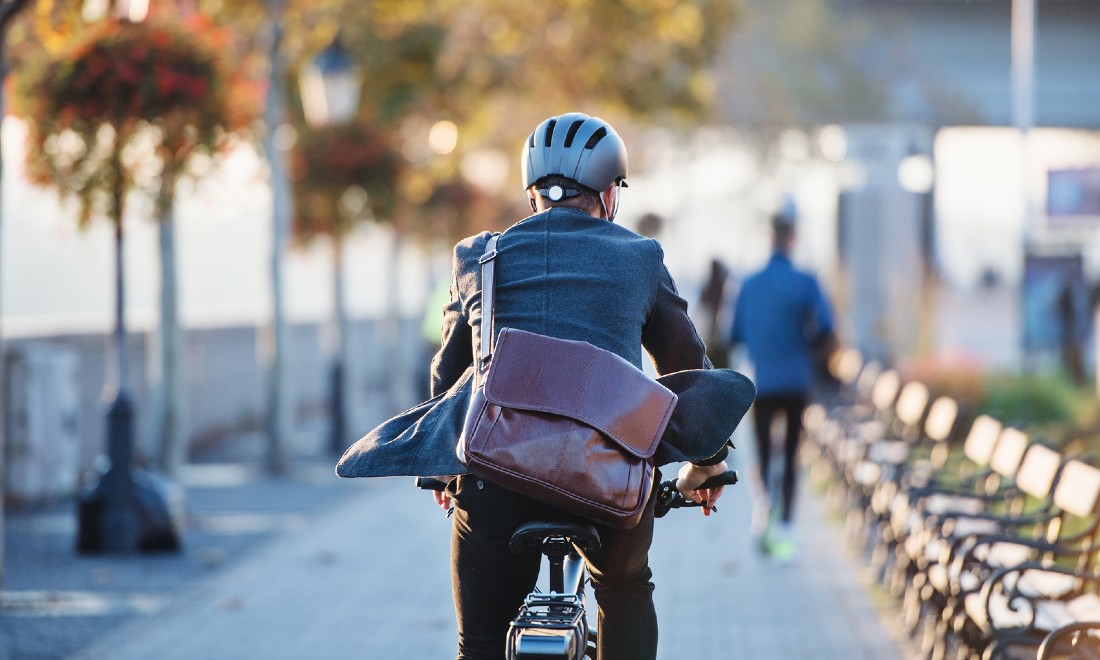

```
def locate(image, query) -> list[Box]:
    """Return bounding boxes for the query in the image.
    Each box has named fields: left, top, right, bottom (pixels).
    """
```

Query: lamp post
left=299, top=36, right=362, bottom=455
left=897, top=146, right=937, bottom=362
left=72, top=4, right=181, bottom=555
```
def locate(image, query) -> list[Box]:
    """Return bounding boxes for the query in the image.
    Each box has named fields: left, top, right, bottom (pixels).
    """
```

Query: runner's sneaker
left=757, top=527, right=773, bottom=556
left=752, top=495, right=773, bottom=556
left=769, top=523, right=798, bottom=563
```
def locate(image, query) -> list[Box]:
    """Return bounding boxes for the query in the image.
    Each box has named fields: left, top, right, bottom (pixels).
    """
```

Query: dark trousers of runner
left=448, top=474, right=658, bottom=660
left=751, top=392, right=808, bottom=523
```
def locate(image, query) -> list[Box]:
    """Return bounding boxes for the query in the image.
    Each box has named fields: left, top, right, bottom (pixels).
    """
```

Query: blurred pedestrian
left=697, top=258, right=734, bottom=369
left=730, top=207, right=835, bottom=561
left=1057, top=275, right=1087, bottom=386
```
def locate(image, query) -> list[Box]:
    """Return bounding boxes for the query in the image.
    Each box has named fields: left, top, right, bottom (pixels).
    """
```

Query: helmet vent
left=584, top=127, right=607, bottom=149
left=544, top=119, right=557, bottom=147
left=563, top=119, right=585, bottom=148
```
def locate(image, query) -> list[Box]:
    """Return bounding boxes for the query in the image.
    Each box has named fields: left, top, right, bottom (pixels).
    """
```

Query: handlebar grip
left=415, top=477, right=449, bottom=491
left=654, top=469, right=739, bottom=518
left=696, top=470, right=739, bottom=490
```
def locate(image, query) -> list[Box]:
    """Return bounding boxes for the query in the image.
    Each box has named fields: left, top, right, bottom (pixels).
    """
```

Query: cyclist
left=425, top=113, right=751, bottom=660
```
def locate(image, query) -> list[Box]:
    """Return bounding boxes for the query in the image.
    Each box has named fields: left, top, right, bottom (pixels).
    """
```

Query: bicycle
left=417, top=468, right=739, bottom=659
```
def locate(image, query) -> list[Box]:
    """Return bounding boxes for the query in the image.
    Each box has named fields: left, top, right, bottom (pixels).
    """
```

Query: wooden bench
left=884, top=415, right=1006, bottom=597
left=862, top=392, right=962, bottom=575
left=906, top=434, right=1063, bottom=657
left=844, top=379, right=935, bottom=539
left=947, top=458, right=1100, bottom=658
left=817, top=369, right=904, bottom=509
left=801, top=350, right=868, bottom=477
left=820, top=346, right=866, bottom=409
left=903, top=425, right=1035, bottom=592
left=805, top=365, right=900, bottom=516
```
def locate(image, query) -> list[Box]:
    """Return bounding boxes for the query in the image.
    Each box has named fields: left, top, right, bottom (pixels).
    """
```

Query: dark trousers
left=448, top=475, right=658, bottom=660
left=751, top=392, right=808, bottom=523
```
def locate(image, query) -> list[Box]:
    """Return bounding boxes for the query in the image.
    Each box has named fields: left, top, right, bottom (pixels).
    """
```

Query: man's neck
left=539, top=204, right=603, bottom=220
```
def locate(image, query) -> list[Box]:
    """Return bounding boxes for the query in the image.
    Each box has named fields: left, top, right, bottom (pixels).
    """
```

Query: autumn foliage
left=15, top=15, right=257, bottom=225
left=291, top=122, right=403, bottom=242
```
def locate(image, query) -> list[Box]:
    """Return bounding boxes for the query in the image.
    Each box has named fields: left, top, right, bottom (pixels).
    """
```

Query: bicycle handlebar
left=654, top=469, right=739, bottom=518
left=416, top=469, right=740, bottom=519
left=415, top=477, right=449, bottom=491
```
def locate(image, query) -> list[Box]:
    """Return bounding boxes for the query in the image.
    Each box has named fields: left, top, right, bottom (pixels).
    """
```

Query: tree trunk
left=113, top=180, right=128, bottom=396
left=154, top=171, right=186, bottom=477
left=261, top=0, right=291, bottom=474
left=0, top=0, right=34, bottom=589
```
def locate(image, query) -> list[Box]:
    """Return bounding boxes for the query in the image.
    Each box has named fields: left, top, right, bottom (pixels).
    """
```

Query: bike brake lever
left=654, top=490, right=718, bottom=518
left=678, top=498, right=718, bottom=513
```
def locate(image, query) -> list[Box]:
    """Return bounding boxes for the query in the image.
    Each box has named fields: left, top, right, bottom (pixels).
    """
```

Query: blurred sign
left=1047, top=167, right=1100, bottom=229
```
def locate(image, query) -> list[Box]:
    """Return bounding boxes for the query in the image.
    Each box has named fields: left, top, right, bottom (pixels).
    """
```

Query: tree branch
left=0, top=0, right=31, bottom=32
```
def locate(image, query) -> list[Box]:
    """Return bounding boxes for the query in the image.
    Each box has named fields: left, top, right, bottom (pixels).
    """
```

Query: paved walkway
left=70, top=453, right=910, bottom=660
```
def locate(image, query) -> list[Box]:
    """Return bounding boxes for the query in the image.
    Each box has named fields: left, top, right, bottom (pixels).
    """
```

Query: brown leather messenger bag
left=456, top=234, right=678, bottom=529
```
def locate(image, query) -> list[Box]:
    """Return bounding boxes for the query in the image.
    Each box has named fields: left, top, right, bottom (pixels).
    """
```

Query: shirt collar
left=769, top=251, right=792, bottom=266
left=518, top=206, right=602, bottom=226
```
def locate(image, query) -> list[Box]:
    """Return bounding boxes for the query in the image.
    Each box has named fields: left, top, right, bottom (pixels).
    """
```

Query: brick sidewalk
left=71, top=465, right=909, bottom=660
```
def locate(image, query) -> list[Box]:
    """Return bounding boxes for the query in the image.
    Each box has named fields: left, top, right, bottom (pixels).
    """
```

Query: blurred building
left=713, top=0, right=1100, bottom=367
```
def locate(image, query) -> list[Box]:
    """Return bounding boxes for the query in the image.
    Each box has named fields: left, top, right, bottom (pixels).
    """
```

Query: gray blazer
left=337, top=207, right=755, bottom=478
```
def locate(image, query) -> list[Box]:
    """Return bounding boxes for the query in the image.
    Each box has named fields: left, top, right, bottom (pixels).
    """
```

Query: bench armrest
left=1038, top=621, right=1100, bottom=660
left=974, top=562, right=1100, bottom=635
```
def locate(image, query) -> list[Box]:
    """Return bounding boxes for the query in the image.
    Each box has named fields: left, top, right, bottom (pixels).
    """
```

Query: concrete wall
left=2, top=317, right=426, bottom=503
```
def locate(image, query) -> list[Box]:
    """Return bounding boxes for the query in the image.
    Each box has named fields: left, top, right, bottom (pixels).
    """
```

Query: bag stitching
left=572, top=352, right=597, bottom=418
left=548, top=425, right=572, bottom=486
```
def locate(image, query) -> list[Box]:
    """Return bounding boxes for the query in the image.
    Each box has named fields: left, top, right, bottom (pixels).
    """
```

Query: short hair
left=531, top=174, right=601, bottom=214
left=772, top=213, right=796, bottom=242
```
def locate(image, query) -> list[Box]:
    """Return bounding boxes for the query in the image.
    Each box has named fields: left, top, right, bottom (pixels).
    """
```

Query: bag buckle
left=478, top=249, right=498, bottom=264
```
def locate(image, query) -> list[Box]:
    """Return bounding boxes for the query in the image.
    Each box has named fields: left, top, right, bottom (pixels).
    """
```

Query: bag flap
left=482, top=328, right=677, bottom=459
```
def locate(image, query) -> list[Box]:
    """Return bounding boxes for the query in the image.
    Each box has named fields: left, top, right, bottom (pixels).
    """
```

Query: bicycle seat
left=509, top=519, right=602, bottom=553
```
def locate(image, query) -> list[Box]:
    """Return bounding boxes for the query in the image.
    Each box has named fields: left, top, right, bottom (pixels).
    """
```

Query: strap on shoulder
left=478, top=234, right=500, bottom=374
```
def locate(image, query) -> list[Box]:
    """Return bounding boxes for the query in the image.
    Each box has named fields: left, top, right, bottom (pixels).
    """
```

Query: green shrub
left=975, top=373, right=1097, bottom=435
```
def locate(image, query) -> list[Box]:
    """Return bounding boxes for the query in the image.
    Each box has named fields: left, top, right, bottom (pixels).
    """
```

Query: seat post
left=542, top=538, right=571, bottom=593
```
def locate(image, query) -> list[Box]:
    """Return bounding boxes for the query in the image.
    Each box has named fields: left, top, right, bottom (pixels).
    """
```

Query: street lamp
left=299, top=36, right=362, bottom=455
left=897, top=152, right=935, bottom=195
left=300, top=36, right=362, bottom=129
left=75, top=2, right=179, bottom=555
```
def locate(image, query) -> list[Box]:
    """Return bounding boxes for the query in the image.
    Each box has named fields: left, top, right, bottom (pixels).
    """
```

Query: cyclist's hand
left=432, top=489, right=452, bottom=511
left=676, top=461, right=728, bottom=517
